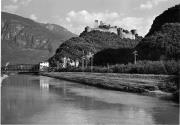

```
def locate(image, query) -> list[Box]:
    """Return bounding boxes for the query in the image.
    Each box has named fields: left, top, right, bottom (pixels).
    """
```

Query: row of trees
left=55, top=60, right=179, bottom=75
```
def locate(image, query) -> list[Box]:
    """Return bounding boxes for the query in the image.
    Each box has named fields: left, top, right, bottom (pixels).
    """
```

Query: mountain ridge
left=1, top=12, right=77, bottom=65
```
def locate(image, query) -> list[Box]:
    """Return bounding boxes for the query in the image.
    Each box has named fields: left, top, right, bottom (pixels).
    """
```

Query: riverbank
left=41, top=72, right=178, bottom=101
left=2, top=74, right=179, bottom=124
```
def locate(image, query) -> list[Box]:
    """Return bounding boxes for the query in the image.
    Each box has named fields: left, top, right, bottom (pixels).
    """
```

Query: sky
left=1, top=0, right=180, bottom=36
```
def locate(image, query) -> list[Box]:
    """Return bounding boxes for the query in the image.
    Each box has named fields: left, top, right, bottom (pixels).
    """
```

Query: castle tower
left=131, top=29, right=137, bottom=35
left=117, top=28, right=123, bottom=38
left=85, top=26, right=91, bottom=32
left=94, top=20, right=99, bottom=28
left=100, top=21, right=103, bottom=26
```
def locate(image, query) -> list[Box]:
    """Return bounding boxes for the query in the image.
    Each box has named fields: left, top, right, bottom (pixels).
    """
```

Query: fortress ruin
left=84, top=20, right=137, bottom=40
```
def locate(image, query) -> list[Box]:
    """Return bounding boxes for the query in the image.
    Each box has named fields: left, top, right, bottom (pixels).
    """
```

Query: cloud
left=3, top=5, right=19, bottom=13
left=54, top=10, right=154, bottom=36
left=56, top=10, right=121, bottom=35
left=66, top=10, right=119, bottom=26
left=2, top=0, right=32, bottom=13
left=10, top=0, right=18, bottom=3
left=140, top=0, right=168, bottom=9
left=10, top=0, right=32, bottom=5
left=30, top=14, right=38, bottom=21
left=112, top=17, right=154, bottom=36
left=19, top=0, right=32, bottom=6
left=140, top=1, right=153, bottom=9
left=153, top=0, right=168, bottom=5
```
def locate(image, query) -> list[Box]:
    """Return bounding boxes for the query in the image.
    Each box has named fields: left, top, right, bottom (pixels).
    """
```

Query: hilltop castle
left=84, top=20, right=137, bottom=40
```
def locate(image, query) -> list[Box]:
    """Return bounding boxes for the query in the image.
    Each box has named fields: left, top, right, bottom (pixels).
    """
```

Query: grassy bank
left=41, top=72, right=179, bottom=102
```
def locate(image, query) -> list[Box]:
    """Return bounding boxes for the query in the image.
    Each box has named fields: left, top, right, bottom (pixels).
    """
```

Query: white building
left=39, top=61, right=49, bottom=71
left=61, top=57, right=79, bottom=68
left=86, top=52, right=94, bottom=59
left=62, top=57, right=68, bottom=68
left=75, top=60, right=79, bottom=67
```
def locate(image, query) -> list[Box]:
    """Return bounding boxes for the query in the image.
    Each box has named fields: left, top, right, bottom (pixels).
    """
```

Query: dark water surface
left=1, top=74, right=179, bottom=124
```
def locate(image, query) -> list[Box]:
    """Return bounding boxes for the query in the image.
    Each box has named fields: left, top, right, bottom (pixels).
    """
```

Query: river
left=1, top=74, right=179, bottom=124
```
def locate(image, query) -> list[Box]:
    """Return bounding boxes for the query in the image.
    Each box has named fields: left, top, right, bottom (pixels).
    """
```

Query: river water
left=1, top=74, right=179, bottom=124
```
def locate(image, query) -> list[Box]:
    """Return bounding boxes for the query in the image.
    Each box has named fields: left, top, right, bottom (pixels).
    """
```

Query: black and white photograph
left=1, top=0, right=180, bottom=124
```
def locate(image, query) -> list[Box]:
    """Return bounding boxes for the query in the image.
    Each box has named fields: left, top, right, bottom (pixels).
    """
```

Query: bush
left=53, top=60, right=178, bottom=75
left=108, top=60, right=178, bottom=74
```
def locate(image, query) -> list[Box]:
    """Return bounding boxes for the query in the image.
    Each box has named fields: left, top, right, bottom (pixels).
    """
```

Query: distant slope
left=146, top=4, right=180, bottom=36
left=42, top=23, right=76, bottom=40
left=1, top=12, right=76, bottom=65
left=136, top=4, right=180, bottom=60
left=49, top=30, right=142, bottom=66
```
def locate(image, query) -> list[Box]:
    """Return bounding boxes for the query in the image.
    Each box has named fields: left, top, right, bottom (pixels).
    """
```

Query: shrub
left=54, top=60, right=178, bottom=75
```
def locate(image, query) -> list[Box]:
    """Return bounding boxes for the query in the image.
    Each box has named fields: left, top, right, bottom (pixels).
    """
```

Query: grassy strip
left=41, top=72, right=179, bottom=102
left=55, top=60, right=179, bottom=75
left=41, top=72, right=176, bottom=94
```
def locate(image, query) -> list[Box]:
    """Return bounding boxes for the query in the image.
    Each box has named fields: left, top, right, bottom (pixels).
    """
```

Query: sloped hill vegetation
left=49, top=30, right=142, bottom=66
left=80, top=30, right=141, bottom=50
left=136, top=4, right=180, bottom=61
left=146, top=4, right=180, bottom=36
left=93, top=48, right=134, bottom=66
left=136, top=23, right=180, bottom=60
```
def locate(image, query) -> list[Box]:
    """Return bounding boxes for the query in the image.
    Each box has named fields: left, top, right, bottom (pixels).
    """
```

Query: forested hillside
left=146, top=4, right=180, bottom=36
left=49, top=30, right=142, bottom=66
left=136, top=4, right=180, bottom=61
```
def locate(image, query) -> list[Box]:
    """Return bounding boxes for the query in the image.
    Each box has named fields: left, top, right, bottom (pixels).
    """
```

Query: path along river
left=1, top=74, right=179, bottom=124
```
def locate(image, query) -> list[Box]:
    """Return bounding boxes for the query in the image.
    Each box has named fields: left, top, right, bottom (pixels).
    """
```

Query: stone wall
left=85, top=26, right=136, bottom=40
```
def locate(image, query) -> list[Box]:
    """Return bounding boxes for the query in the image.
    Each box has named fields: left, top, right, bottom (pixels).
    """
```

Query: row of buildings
left=39, top=52, right=94, bottom=71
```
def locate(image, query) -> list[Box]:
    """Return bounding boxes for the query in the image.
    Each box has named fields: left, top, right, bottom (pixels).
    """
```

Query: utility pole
left=91, top=47, right=95, bottom=72
left=107, top=63, right=109, bottom=72
left=91, top=56, right=93, bottom=72
left=85, top=57, right=88, bottom=69
left=87, top=51, right=94, bottom=72
left=82, top=50, right=84, bottom=72
left=133, top=50, right=138, bottom=64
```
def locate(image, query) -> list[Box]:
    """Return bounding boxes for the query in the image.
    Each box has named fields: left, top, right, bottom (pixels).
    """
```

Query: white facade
left=62, top=57, right=68, bottom=68
left=39, top=62, right=49, bottom=71
left=86, top=52, right=94, bottom=59
left=69, top=61, right=75, bottom=67
left=61, top=57, right=79, bottom=68
left=75, top=60, right=79, bottom=67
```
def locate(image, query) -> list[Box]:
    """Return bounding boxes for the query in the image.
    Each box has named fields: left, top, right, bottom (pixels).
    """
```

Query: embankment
left=41, top=72, right=178, bottom=102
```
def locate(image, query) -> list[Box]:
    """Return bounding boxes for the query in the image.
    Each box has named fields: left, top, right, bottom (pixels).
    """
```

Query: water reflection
left=40, top=76, right=49, bottom=89
left=1, top=74, right=179, bottom=125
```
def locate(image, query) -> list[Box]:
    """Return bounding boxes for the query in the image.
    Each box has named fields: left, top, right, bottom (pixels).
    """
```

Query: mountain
left=41, top=23, right=76, bottom=41
left=1, top=12, right=76, bottom=65
left=146, top=4, right=180, bottom=37
left=49, top=30, right=142, bottom=66
left=136, top=4, right=180, bottom=61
